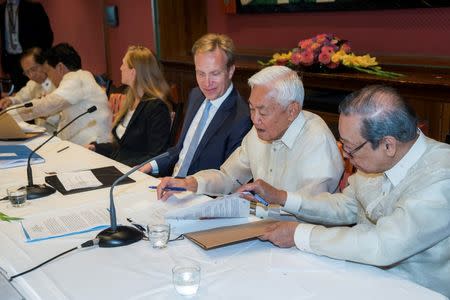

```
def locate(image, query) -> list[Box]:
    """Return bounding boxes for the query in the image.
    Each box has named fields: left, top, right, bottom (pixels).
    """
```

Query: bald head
left=339, top=85, right=418, bottom=148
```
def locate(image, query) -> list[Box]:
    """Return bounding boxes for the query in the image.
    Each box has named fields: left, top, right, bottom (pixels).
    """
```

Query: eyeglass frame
left=340, top=139, right=368, bottom=158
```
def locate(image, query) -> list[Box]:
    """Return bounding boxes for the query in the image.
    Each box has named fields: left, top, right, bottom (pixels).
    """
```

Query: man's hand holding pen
left=236, top=179, right=287, bottom=206
left=155, top=176, right=198, bottom=201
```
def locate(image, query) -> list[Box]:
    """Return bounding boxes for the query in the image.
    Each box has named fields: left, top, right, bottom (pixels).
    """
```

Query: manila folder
left=184, top=219, right=278, bottom=250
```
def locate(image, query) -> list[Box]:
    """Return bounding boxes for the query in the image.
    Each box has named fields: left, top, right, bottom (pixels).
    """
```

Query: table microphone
left=97, top=151, right=169, bottom=247
left=24, top=106, right=97, bottom=200
left=0, top=102, right=33, bottom=117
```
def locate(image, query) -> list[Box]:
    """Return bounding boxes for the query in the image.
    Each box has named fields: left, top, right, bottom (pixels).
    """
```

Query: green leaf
left=0, top=212, right=23, bottom=222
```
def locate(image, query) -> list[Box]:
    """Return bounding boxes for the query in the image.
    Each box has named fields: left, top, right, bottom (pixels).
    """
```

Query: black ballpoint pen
left=126, top=218, right=146, bottom=232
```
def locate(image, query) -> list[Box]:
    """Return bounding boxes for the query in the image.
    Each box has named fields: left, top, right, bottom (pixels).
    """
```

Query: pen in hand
left=236, top=179, right=269, bottom=206
left=148, top=185, right=187, bottom=192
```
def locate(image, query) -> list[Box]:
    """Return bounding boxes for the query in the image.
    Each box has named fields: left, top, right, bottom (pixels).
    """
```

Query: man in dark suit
left=140, top=33, right=252, bottom=177
left=0, top=0, right=53, bottom=91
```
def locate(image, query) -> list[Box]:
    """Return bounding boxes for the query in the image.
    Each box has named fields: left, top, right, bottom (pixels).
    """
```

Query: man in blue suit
left=140, top=33, right=252, bottom=177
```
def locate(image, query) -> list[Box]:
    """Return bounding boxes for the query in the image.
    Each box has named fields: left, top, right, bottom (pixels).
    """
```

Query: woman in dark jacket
left=87, top=46, right=172, bottom=166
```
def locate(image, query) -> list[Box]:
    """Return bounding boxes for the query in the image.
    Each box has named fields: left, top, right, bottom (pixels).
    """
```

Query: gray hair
left=248, top=65, right=304, bottom=108
left=339, top=85, right=418, bottom=149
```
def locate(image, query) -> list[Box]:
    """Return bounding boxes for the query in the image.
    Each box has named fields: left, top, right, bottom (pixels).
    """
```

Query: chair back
left=108, top=93, right=126, bottom=121
left=337, top=141, right=356, bottom=191
left=168, top=84, right=184, bottom=146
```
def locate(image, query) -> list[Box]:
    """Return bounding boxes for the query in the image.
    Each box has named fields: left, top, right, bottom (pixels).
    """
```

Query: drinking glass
left=172, top=262, right=201, bottom=296
left=7, top=186, right=27, bottom=207
left=147, top=224, right=170, bottom=248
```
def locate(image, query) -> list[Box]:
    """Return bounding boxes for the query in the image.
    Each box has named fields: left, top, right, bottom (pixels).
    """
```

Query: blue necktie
left=176, top=100, right=212, bottom=177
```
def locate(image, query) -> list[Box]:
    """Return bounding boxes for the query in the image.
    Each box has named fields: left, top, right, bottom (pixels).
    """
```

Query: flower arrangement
left=259, top=33, right=402, bottom=78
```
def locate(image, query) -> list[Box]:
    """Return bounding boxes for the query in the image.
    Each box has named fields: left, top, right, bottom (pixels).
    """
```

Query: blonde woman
left=87, top=46, right=172, bottom=166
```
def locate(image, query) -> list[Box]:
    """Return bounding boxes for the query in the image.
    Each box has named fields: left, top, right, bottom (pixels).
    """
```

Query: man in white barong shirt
left=245, top=85, right=449, bottom=297
left=156, top=66, right=344, bottom=215
left=16, top=43, right=111, bottom=145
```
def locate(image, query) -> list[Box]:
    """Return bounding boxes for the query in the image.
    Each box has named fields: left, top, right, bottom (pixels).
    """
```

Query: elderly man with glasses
left=250, top=85, right=450, bottom=298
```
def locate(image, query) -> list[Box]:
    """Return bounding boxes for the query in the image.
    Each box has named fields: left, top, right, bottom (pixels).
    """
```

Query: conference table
left=0, top=136, right=446, bottom=300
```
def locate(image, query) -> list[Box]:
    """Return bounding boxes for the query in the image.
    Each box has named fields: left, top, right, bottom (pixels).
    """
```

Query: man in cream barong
left=247, top=85, right=450, bottom=297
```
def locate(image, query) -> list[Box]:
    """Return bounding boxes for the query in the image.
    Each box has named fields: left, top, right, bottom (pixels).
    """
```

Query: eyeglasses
left=340, top=139, right=368, bottom=158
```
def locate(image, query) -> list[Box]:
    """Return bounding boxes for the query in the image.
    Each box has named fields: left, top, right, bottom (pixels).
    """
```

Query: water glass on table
left=7, top=186, right=27, bottom=207
left=147, top=224, right=170, bottom=248
left=172, top=262, right=201, bottom=296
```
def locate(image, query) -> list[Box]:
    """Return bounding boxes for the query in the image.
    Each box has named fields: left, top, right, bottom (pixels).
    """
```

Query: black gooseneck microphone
left=0, top=102, right=33, bottom=117
left=96, top=151, right=169, bottom=247
left=24, top=106, right=97, bottom=200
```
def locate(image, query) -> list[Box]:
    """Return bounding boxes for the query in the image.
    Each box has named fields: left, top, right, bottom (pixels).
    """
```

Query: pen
left=57, top=146, right=69, bottom=153
left=148, top=185, right=187, bottom=192
left=126, top=218, right=146, bottom=232
left=236, top=179, right=269, bottom=206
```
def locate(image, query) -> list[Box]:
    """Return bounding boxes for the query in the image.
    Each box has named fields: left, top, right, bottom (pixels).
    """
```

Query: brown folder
left=0, top=113, right=43, bottom=140
left=184, top=219, right=278, bottom=250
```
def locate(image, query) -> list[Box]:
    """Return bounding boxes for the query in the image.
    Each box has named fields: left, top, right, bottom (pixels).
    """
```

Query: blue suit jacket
left=155, top=86, right=252, bottom=177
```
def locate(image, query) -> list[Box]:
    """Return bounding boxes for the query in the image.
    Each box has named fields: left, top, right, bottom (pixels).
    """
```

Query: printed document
left=165, top=193, right=250, bottom=220
left=21, top=206, right=109, bottom=242
left=57, top=170, right=103, bottom=191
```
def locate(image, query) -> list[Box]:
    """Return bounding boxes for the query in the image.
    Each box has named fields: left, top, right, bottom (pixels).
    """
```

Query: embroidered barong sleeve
left=295, top=178, right=450, bottom=267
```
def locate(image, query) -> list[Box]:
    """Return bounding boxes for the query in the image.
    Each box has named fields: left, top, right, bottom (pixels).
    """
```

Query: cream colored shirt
left=19, top=70, right=112, bottom=145
left=293, top=132, right=450, bottom=297
left=193, top=110, right=344, bottom=199
left=10, top=78, right=59, bottom=132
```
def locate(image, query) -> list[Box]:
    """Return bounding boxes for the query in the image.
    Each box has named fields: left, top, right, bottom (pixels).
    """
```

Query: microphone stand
left=25, top=106, right=97, bottom=200
left=97, top=152, right=169, bottom=247
left=0, top=102, right=33, bottom=117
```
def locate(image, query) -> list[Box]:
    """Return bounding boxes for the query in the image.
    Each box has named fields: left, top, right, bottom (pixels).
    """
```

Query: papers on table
left=165, top=193, right=250, bottom=220
left=0, top=145, right=45, bottom=169
left=21, top=206, right=109, bottom=242
left=57, top=170, right=103, bottom=191
left=16, top=121, right=46, bottom=133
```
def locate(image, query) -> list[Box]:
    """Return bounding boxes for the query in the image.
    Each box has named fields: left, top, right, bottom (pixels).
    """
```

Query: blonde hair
left=192, top=33, right=235, bottom=68
left=114, top=46, right=171, bottom=126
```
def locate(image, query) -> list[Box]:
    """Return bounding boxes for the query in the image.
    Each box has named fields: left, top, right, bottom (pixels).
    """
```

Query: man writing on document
left=157, top=66, right=344, bottom=211
left=139, top=33, right=251, bottom=177
left=248, top=85, right=450, bottom=297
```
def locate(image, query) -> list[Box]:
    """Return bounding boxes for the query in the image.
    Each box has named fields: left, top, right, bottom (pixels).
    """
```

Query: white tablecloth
left=0, top=137, right=446, bottom=300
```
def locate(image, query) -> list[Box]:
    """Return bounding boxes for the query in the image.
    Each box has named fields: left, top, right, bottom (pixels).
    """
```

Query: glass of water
left=172, top=262, right=201, bottom=296
left=7, top=186, right=27, bottom=207
left=147, top=224, right=170, bottom=248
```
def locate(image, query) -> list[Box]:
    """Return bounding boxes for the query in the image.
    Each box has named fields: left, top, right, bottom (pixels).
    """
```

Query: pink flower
left=290, top=51, right=302, bottom=65
left=318, top=52, right=331, bottom=65
left=298, top=38, right=313, bottom=49
left=316, top=33, right=328, bottom=43
left=301, top=49, right=314, bottom=66
left=321, top=46, right=335, bottom=55
left=340, top=43, right=351, bottom=53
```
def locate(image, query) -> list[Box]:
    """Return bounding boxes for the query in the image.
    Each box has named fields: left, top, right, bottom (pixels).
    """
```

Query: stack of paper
left=0, top=145, right=45, bottom=169
left=165, top=193, right=250, bottom=220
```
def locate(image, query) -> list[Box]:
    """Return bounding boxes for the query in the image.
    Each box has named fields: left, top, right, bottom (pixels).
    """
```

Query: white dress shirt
left=19, top=70, right=112, bottom=145
left=192, top=110, right=344, bottom=199
left=293, top=132, right=450, bottom=297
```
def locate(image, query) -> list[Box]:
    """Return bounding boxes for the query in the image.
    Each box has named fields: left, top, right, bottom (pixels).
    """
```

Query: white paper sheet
left=165, top=193, right=250, bottom=220
left=21, top=206, right=109, bottom=242
left=57, top=170, right=102, bottom=191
